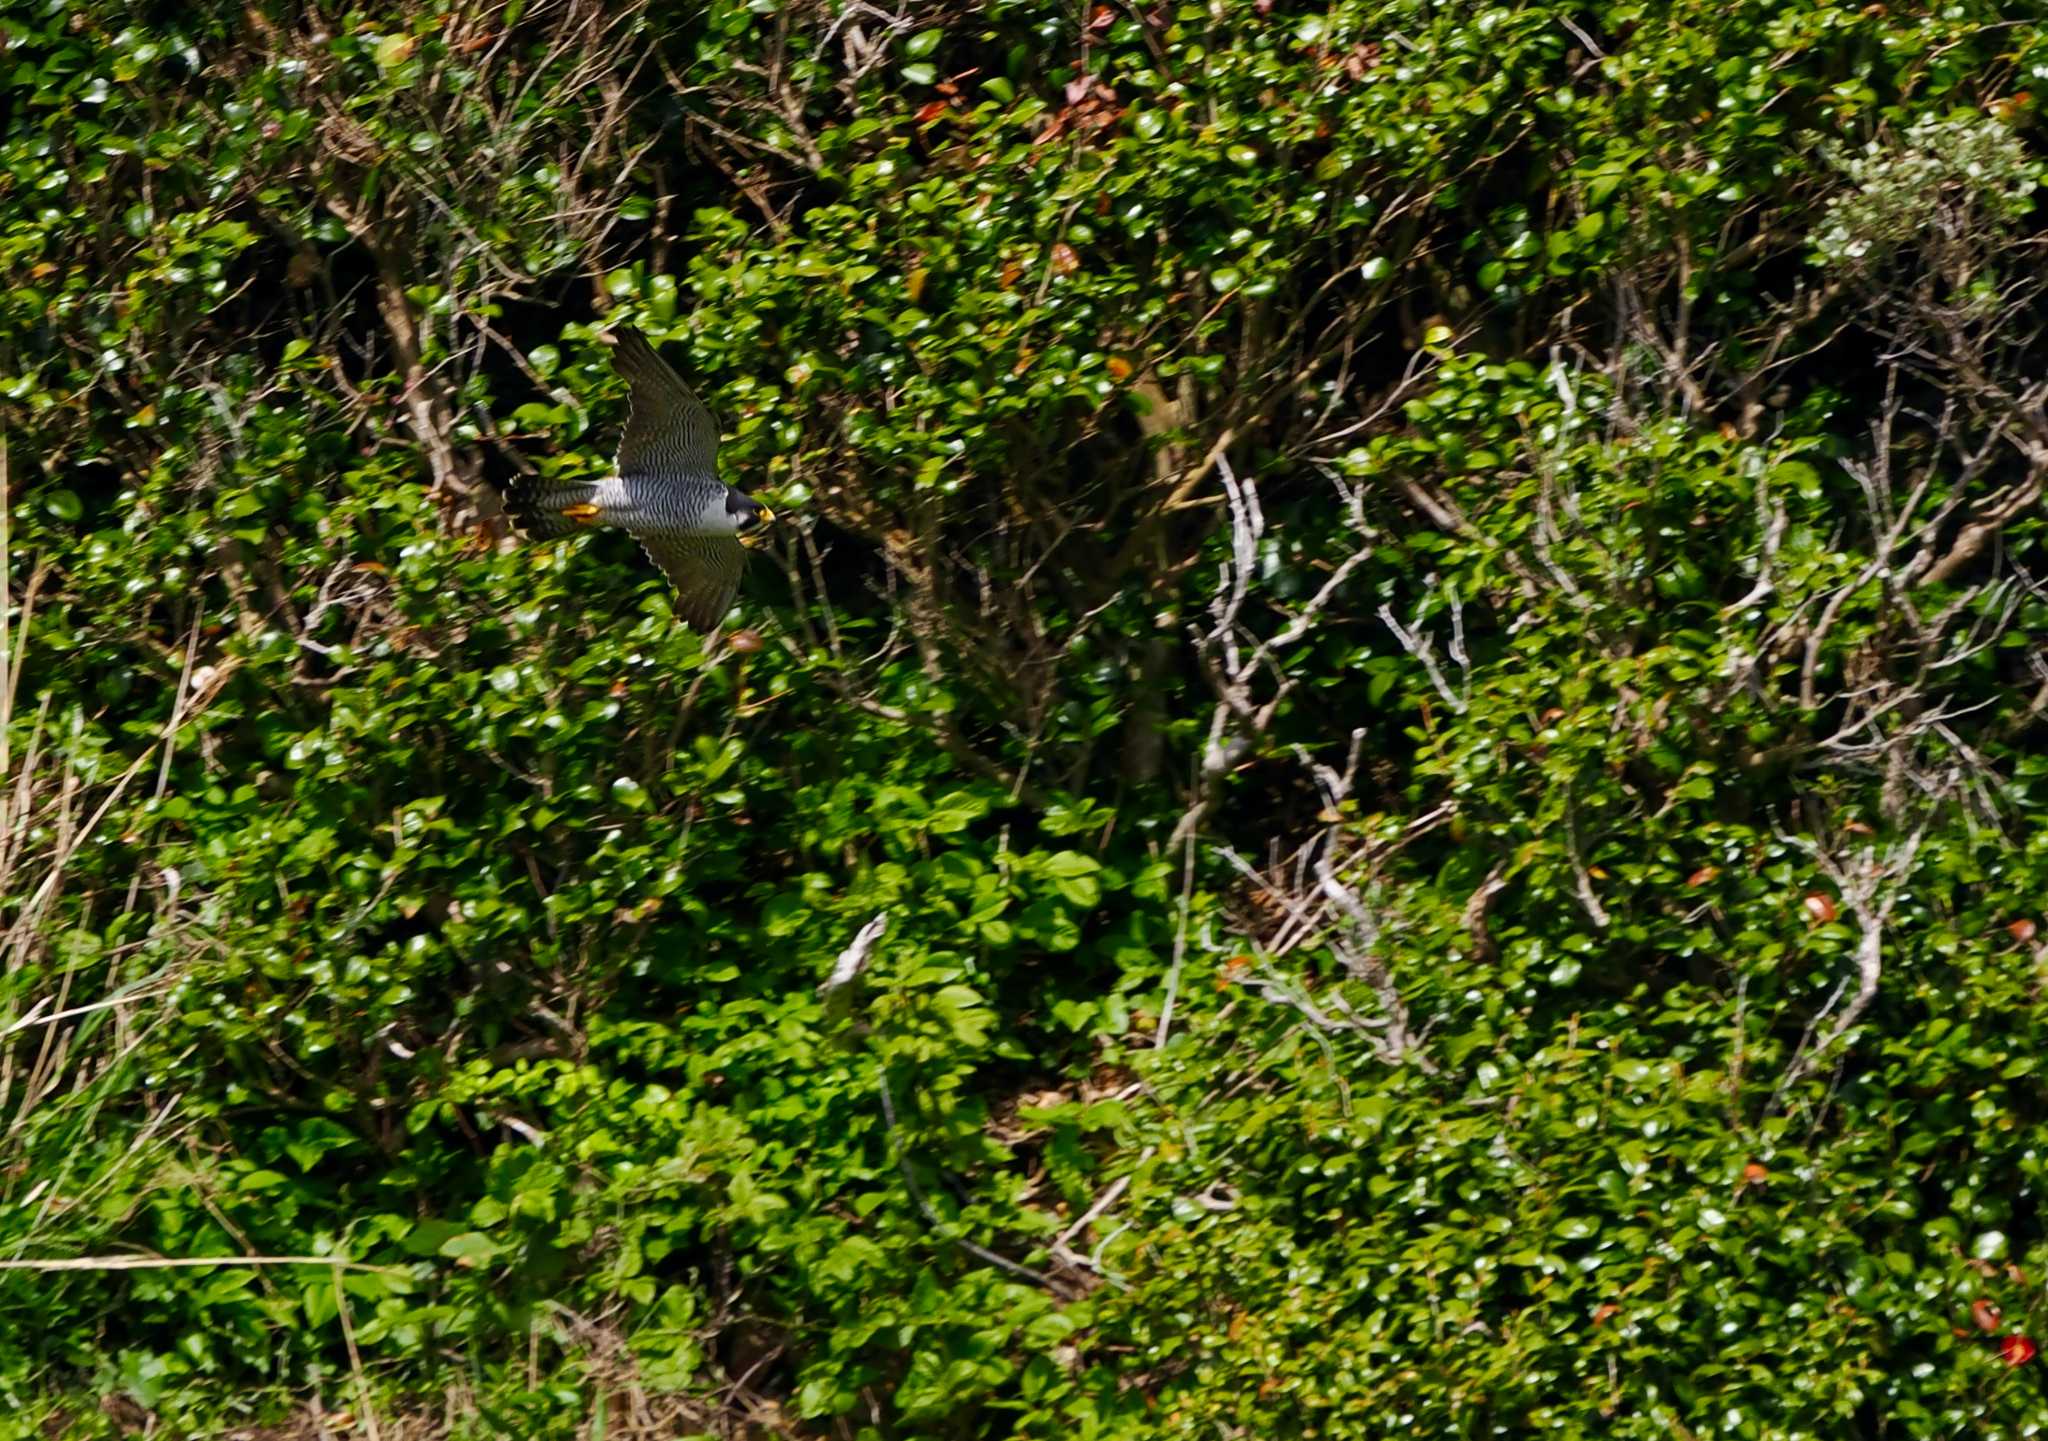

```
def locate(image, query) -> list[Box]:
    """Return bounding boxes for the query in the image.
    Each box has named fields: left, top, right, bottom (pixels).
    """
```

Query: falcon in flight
left=504, top=327, right=773, bottom=630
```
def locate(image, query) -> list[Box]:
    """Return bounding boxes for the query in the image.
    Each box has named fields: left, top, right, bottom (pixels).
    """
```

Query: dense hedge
left=6, top=0, right=2048, bottom=1435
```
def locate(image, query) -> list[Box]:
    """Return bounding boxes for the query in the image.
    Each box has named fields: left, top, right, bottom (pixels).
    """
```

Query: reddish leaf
left=1343, top=43, right=1381, bottom=80
left=1106, top=355, right=1134, bottom=381
left=1051, top=242, right=1081, bottom=275
left=2009, top=918, right=2038, bottom=943
left=915, top=100, right=951, bottom=124
left=1743, top=1162, right=1768, bottom=1185
left=1802, top=892, right=1837, bottom=925
left=2004, top=1335, right=2037, bottom=1366
left=1974, top=1299, right=2003, bottom=1333
left=1686, top=866, right=1720, bottom=887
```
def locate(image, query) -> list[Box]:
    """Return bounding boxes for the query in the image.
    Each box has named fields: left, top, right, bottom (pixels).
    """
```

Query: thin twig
left=0, top=1254, right=401, bottom=1272
left=876, top=1065, right=1062, bottom=1294
left=334, top=1264, right=386, bottom=1441
left=1154, top=834, right=1197, bottom=1049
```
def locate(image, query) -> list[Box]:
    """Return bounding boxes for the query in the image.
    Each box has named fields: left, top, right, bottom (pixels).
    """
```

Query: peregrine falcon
left=504, top=327, right=773, bottom=631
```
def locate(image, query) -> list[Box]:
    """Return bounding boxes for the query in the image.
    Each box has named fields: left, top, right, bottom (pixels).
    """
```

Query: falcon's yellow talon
left=559, top=502, right=602, bottom=525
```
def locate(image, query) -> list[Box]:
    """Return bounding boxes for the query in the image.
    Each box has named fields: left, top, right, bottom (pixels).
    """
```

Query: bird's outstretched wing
left=639, top=534, right=746, bottom=632
left=609, top=327, right=719, bottom=479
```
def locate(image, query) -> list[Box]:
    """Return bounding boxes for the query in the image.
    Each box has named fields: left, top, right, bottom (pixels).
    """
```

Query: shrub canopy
left=6, top=0, right=2048, bottom=1435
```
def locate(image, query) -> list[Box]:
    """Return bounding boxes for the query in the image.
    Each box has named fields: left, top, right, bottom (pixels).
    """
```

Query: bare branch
left=1771, top=824, right=1930, bottom=1110
left=819, top=911, right=890, bottom=1025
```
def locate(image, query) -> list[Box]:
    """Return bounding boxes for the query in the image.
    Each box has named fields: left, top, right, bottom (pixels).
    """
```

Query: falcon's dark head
left=726, top=490, right=775, bottom=535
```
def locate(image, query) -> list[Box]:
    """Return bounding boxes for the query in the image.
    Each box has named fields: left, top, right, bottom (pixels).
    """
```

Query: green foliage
left=1813, top=113, right=2042, bottom=269
left=6, top=0, right=2048, bottom=1436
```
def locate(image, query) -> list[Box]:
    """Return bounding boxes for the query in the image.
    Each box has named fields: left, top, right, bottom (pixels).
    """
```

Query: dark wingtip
left=663, top=571, right=735, bottom=632
left=607, top=326, right=674, bottom=388
left=608, top=325, right=653, bottom=356
left=672, top=595, right=722, bottom=632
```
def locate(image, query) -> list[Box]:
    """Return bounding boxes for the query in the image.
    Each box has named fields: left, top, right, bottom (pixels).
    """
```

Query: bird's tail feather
left=501, top=477, right=599, bottom=539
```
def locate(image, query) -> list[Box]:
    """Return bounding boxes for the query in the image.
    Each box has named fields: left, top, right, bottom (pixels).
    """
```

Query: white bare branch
left=819, top=911, right=890, bottom=1024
